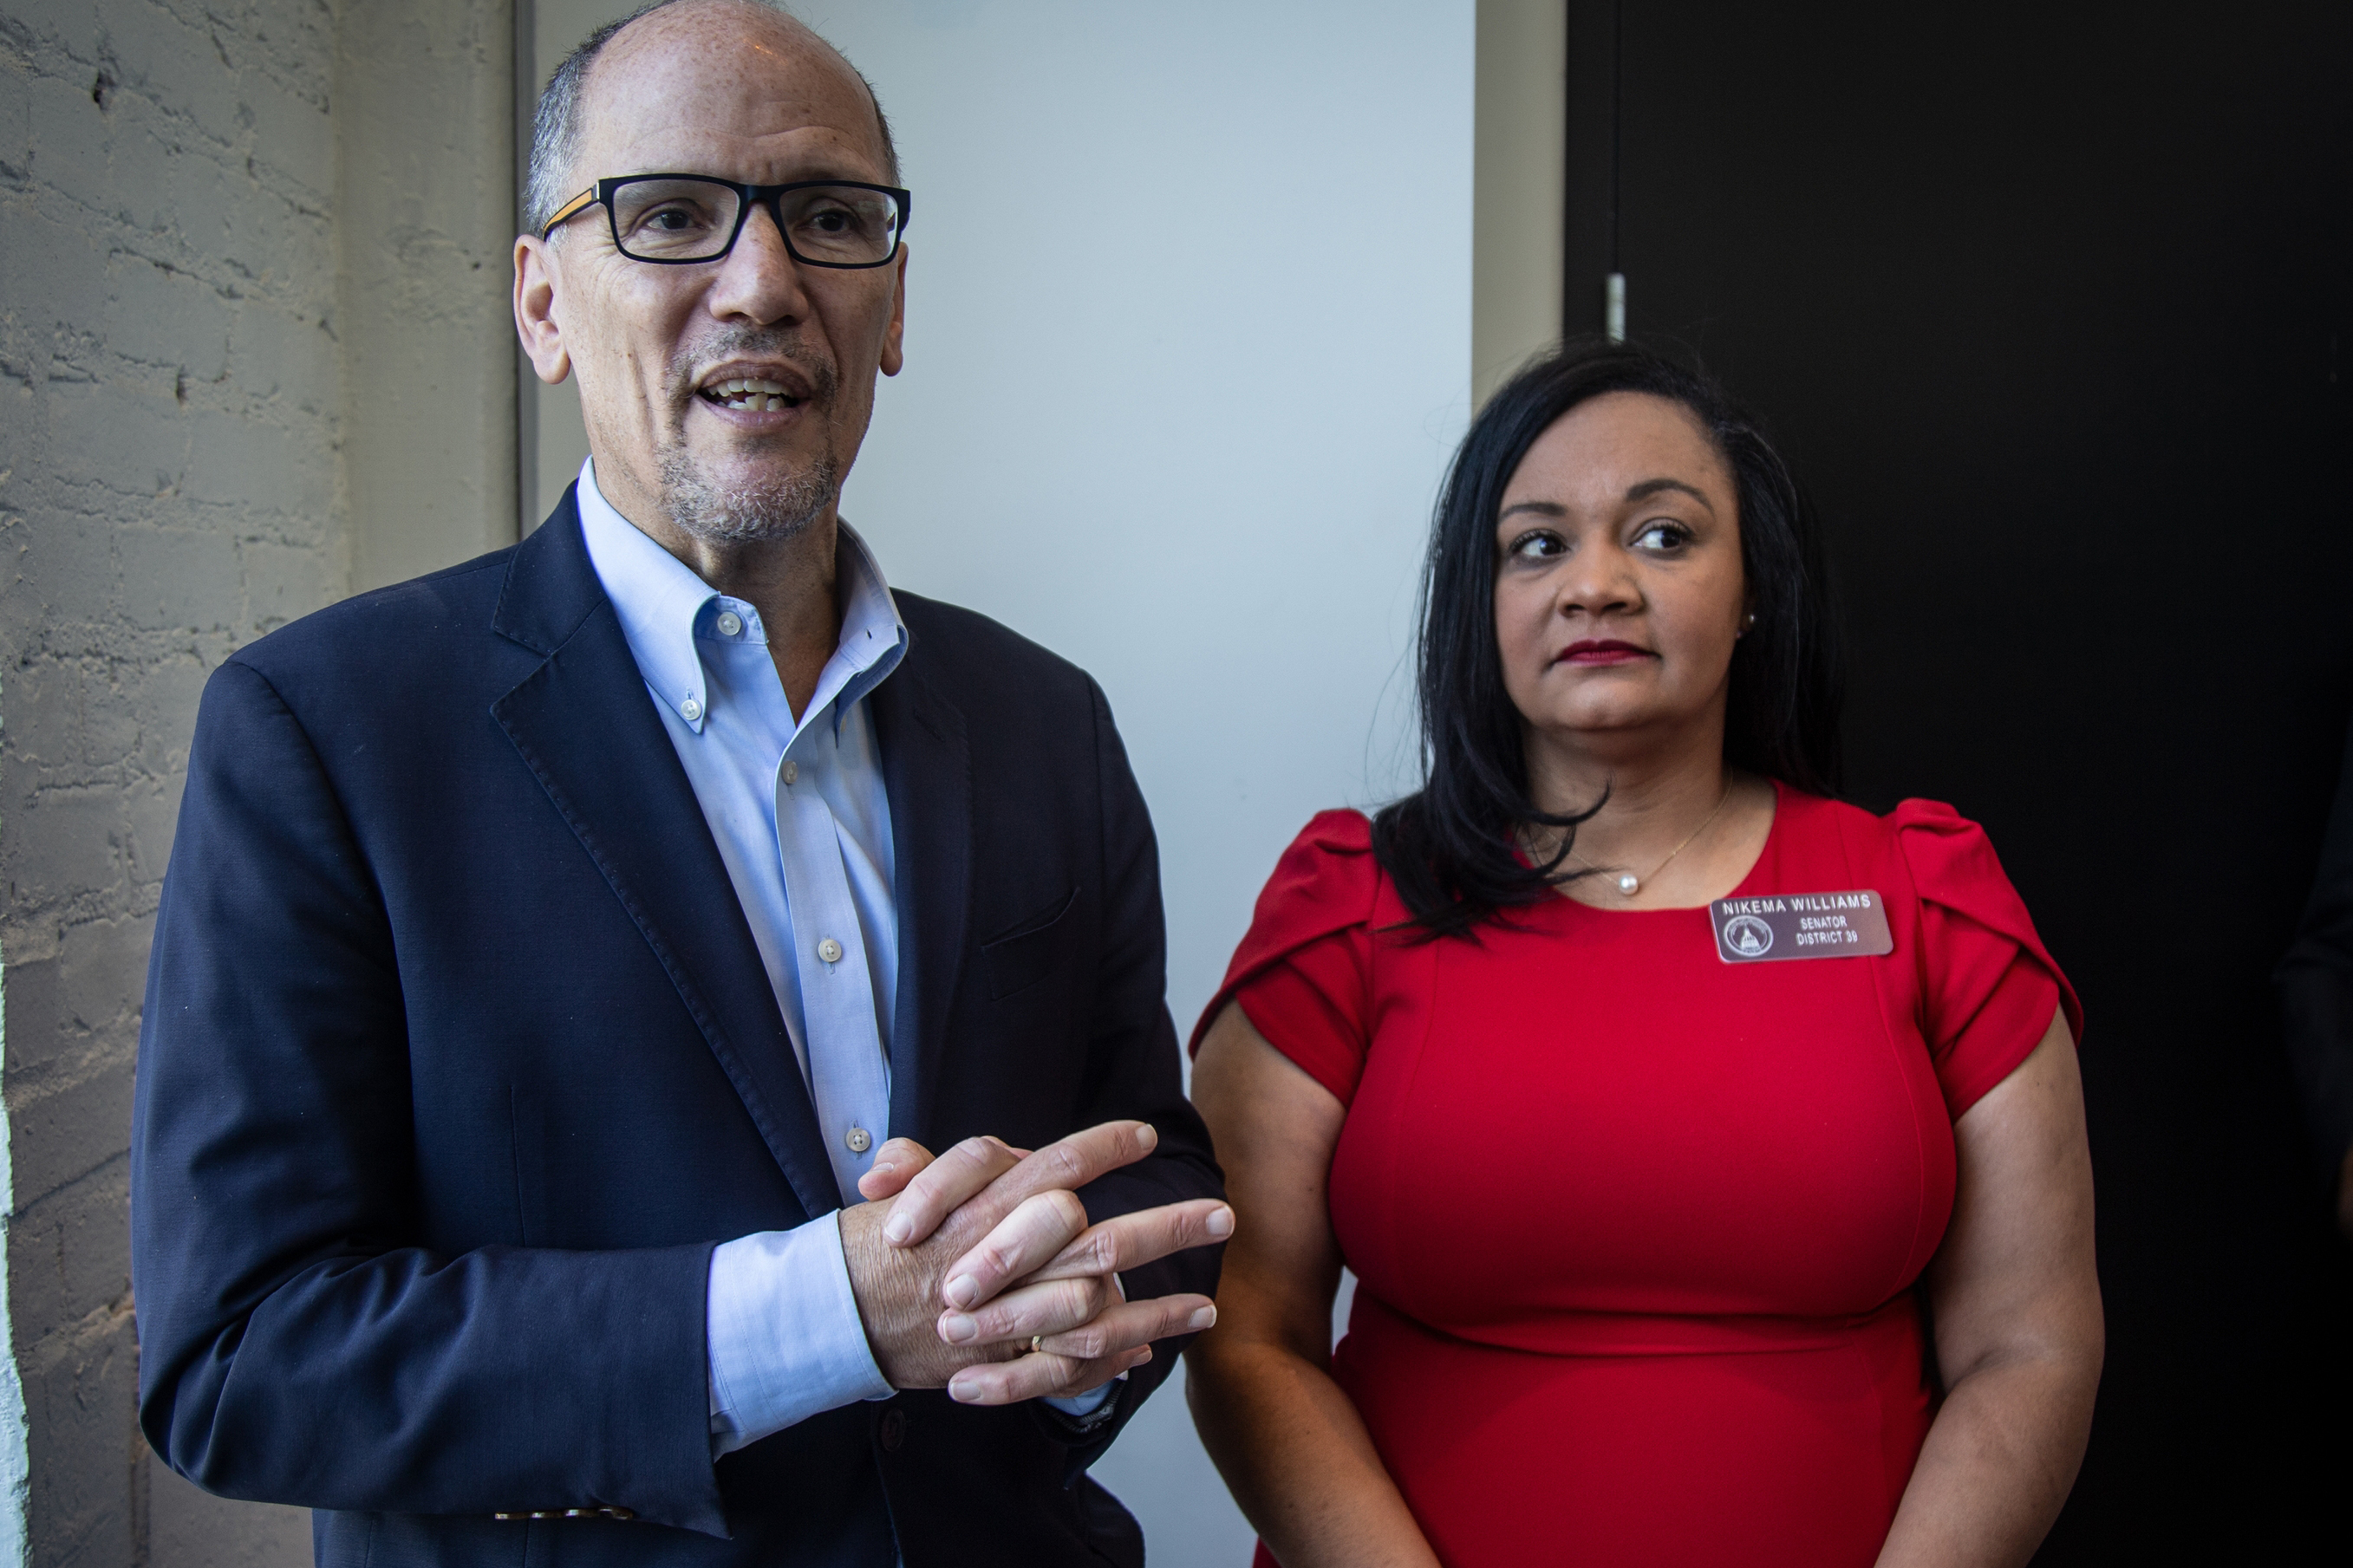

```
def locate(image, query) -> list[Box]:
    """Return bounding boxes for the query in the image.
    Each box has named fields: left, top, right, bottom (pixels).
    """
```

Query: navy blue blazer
left=130, top=493, right=1222, bottom=1566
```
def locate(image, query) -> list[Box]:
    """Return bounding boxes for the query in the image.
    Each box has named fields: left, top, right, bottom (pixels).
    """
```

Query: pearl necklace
left=1566, top=779, right=1735, bottom=898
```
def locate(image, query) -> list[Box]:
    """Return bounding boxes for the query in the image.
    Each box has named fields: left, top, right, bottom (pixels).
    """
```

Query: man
left=129, top=3, right=1228, bottom=1562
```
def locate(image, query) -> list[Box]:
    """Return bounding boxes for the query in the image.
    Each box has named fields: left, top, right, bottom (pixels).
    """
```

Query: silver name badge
left=1710, top=890, right=1893, bottom=963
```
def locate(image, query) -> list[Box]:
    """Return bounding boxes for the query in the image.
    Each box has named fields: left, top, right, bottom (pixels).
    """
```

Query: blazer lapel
left=487, top=495, right=841, bottom=1220
left=870, top=646, right=972, bottom=1149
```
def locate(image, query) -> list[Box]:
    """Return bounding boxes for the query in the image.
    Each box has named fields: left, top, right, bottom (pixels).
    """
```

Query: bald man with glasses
left=130, top=3, right=1227, bottom=1564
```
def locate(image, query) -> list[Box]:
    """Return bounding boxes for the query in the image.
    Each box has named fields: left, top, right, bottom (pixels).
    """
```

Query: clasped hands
left=838, top=1121, right=1231, bottom=1405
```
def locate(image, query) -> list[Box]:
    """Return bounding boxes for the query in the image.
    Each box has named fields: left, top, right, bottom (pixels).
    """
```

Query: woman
left=1184, top=342, right=2102, bottom=1568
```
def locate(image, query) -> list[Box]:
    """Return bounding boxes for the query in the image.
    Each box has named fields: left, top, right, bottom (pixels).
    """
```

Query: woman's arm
left=1877, top=1009, right=2104, bottom=1567
left=1186, top=1004, right=1444, bottom=1568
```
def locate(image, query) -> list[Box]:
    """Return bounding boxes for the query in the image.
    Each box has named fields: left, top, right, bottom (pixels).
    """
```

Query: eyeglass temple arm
left=539, top=186, right=600, bottom=241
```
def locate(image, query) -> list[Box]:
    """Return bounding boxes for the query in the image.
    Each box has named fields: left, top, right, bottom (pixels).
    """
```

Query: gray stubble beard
left=658, top=442, right=841, bottom=547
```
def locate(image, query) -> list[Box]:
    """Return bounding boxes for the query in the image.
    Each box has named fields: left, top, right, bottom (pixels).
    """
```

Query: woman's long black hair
left=1371, top=339, right=1844, bottom=939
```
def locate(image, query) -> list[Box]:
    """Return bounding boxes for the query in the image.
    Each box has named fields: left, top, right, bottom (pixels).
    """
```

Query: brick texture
left=1, top=0, right=359, bottom=1561
left=1, top=0, right=516, bottom=1548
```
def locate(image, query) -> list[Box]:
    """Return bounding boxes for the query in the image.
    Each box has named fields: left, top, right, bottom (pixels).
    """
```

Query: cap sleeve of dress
left=1891, top=799, right=2085, bottom=1119
left=1188, top=810, right=1381, bottom=1107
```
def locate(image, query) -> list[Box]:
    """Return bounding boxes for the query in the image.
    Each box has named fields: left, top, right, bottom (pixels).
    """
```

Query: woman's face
left=1492, top=391, right=1747, bottom=757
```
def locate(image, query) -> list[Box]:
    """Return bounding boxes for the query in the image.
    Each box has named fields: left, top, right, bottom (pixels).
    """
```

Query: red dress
left=1194, top=784, right=2080, bottom=1568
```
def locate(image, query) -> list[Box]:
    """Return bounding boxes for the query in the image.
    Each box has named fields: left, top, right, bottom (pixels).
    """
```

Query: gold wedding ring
left=1030, top=1335, right=1045, bottom=1355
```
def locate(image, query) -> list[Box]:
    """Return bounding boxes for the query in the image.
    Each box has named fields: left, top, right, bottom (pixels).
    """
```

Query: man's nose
left=707, top=200, right=810, bottom=326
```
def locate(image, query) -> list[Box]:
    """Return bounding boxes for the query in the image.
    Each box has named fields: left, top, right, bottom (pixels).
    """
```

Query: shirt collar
left=574, top=459, right=908, bottom=736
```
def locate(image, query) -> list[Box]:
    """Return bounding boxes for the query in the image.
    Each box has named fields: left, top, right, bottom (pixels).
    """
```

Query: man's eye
left=637, top=205, right=712, bottom=233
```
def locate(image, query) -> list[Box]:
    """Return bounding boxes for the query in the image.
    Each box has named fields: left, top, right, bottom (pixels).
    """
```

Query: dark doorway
left=1561, top=0, right=2353, bottom=1556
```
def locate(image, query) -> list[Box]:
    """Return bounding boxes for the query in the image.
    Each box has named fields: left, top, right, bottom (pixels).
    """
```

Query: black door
left=1561, top=1, right=2353, bottom=1556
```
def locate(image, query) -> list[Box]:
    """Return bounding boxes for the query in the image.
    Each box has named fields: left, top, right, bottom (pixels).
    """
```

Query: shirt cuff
left=707, top=1211, right=894, bottom=1456
left=1042, top=1379, right=1118, bottom=1418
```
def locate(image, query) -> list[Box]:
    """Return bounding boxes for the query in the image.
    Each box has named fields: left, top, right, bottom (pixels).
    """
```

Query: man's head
left=512, top=0, right=907, bottom=550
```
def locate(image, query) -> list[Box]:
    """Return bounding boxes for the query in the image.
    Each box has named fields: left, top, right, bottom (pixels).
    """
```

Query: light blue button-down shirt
left=577, top=463, right=1106, bottom=1459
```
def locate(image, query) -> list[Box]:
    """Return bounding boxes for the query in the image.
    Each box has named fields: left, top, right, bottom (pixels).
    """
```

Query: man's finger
left=946, top=1344, right=1155, bottom=1407
left=962, top=1121, right=1161, bottom=1231
left=879, top=1135, right=1022, bottom=1247
left=856, top=1137, right=935, bottom=1202
left=935, top=1274, right=1107, bottom=1346
left=1035, top=1294, right=1216, bottom=1362
left=938, top=1189, right=1091, bottom=1309
left=1024, top=1200, right=1235, bottom=1283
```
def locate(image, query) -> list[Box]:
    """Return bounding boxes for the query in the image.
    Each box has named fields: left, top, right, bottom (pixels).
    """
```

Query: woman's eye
left=1633, top=522, right=1690, bottom=552
left=1508, top=530, right=1566, bottom=560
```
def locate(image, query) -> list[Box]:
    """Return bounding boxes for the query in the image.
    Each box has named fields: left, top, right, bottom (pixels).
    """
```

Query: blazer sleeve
left=2277, top=709, right=2353, bottom=1174
left=1035, top=677, right=1227, bottom=1465
left=131, top=660, right=728, bottom=1535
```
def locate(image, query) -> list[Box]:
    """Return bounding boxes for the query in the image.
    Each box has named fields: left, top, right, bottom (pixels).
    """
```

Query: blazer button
left=879, top=1408, right=907, bottom=1453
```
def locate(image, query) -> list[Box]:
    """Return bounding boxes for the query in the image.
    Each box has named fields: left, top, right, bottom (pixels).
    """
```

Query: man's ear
left=512, top=236, right=572, bottom=386
left=878, top=244, right=908, bottom=377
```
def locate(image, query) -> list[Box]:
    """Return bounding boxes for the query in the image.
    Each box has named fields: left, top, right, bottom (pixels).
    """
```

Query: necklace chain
left=1566, top=778, right=1736, bottom=898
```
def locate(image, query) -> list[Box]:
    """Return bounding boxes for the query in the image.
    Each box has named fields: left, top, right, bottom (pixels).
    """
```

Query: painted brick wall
left=1, top=0, right=515, bottom=1550
left=1, top=1, right=347, bottom=1560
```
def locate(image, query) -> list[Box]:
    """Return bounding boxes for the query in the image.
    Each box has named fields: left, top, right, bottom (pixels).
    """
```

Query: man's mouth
left=697, top=376, right=804, bottom=413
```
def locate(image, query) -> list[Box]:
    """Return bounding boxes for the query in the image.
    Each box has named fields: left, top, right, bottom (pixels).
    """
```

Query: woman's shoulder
left=1189, top=810, right=1386, bottom=1057
left=1880, top=797, right=2012, bottom=900
left=1771, top=786, right=2008, bottom=892
left=1286, top=805, right=1376, bottom=856
left=1239, top=808, right=1389, bottom=961
left=1801, top=785, right=2067, bottom=958
left=1783, top=784, right=2080, bottom=1042
left=1773, top=787, right=2051, bottom=938
left=1253, top=808, right=1383, bottom=929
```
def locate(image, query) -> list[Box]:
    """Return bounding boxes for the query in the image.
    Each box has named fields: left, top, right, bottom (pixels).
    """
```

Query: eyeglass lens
left=609, top=179, right=902, bottom=265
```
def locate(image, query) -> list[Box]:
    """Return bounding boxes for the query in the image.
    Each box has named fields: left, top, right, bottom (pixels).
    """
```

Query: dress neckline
left=1540, top=777, right=1788, bottom=917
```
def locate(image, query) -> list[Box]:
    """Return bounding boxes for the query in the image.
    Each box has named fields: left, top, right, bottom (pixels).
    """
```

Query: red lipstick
left=1557, top=639, right=1655, bottom=667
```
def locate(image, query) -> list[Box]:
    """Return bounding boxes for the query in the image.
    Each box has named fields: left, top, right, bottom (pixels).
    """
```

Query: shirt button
left=845, top=1126, right=872, bottom=1155
left=681, top=696, right=702, bottom=722
left=781, top=760, right=798, bottom=785
left=818, top=937, right=844, bottom=964
left=716, top=610, right=743, bottom=637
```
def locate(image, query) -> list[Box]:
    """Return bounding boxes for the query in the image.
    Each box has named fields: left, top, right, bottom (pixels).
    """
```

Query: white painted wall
left=796, top=4, right=1474, bottom=1563
left=799, top=0, right=1474, bottom=1055
left=525, top=2, right=1477, bottom=1562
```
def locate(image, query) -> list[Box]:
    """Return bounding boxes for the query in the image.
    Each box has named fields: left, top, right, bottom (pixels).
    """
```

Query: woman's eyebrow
left=1496, top=499, right=1568, bottom=523
left=1625, top=477, right=1715, bottom=510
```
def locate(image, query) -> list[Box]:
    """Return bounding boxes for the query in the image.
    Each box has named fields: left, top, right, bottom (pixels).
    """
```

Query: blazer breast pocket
left=981, top=887, right=1079, bottom=1001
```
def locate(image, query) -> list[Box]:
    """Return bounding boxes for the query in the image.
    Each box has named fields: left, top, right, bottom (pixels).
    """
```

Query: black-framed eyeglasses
left=540, top=175, right=911, bottom=268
